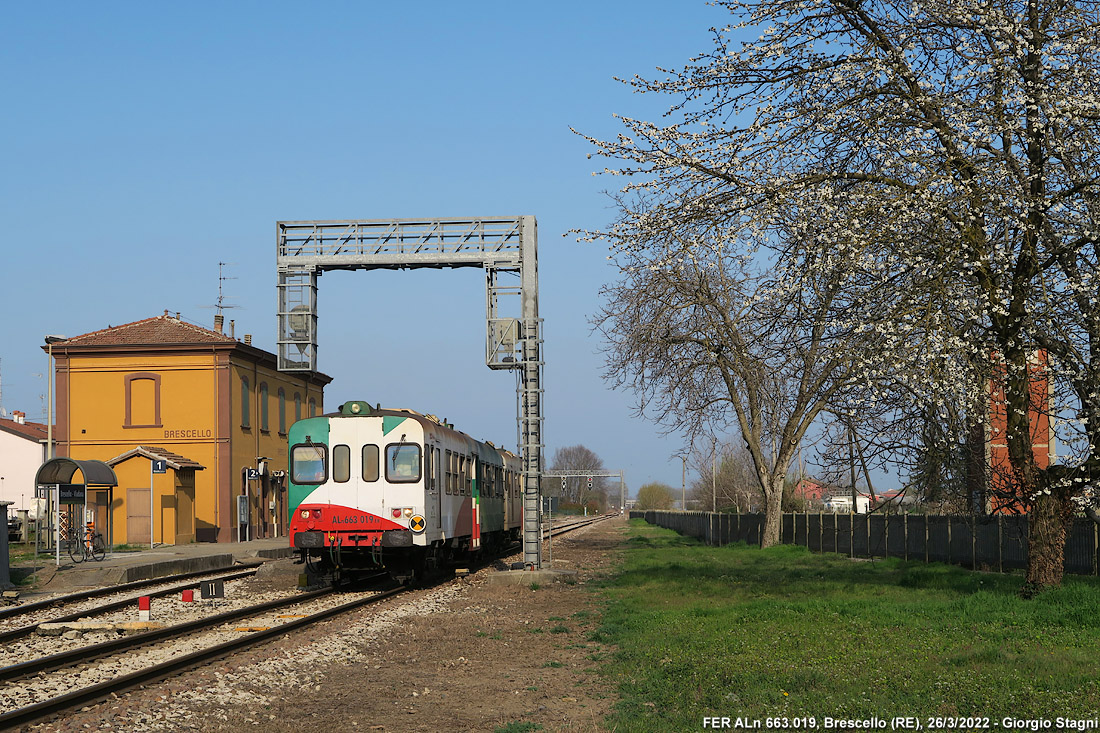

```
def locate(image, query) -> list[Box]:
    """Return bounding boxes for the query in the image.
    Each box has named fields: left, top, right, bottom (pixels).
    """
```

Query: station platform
left=9, top=537, right=295, bottom=593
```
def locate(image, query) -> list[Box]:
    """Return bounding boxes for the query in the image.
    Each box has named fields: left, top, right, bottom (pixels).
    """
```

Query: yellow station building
left=46, top=312, right=330, bottom=544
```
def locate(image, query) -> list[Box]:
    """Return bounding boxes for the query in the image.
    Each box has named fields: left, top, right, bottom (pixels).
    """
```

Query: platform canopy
left=34, top=458, right=118, bottom=487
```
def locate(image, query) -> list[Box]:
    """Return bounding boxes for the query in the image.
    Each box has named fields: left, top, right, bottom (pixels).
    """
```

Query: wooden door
left=127, top=488, right=150, bottom=544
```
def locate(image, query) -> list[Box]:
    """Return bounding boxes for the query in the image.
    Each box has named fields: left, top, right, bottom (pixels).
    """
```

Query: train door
left=426, top=444, right=442, bottom=531
left=356, top=419, right=382, bottom=519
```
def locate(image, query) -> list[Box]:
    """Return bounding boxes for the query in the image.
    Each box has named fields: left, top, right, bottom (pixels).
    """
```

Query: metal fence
left=630, top=510, right=1100, bottom=576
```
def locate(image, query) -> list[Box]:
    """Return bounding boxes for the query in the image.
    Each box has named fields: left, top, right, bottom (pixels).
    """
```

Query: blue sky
left=0, top=2, right=790, bottom=498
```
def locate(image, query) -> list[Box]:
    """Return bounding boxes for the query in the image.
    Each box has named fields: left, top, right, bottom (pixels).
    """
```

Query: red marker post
left=138, top=595, right=151, bottom=622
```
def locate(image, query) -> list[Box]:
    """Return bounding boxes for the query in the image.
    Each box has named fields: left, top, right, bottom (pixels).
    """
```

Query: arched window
left=260, top=383, right=269, bottom=431
left=241, top=376, right=251, bottom=428
left=294, top=393, right=302, bottom=422
left=308, top=397, right=317, bottom=417
left=123, top=373, right=162, bottom=428
left=278, top=388, right=286, bottom=434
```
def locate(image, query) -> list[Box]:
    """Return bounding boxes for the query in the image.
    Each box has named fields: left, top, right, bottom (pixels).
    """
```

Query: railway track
left=0, top=565, right=262, bottom=644
left=0, top=579, right=398, bottom=729
left=0, top=514, right=612, bottom=729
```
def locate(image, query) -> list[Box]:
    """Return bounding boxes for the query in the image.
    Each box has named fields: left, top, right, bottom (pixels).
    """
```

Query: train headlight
left=300, top=510, right=310, bottom=520
left=391, top=508, right=402, bottom=519
left=403, top=507, right=413, bottom=517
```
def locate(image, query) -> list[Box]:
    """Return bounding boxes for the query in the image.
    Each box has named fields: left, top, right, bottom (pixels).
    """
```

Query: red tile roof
left=0, top=416, right=48, bottom=442
left=107, top=445, right=205, bottom=470
left=58, top=312, right=236, bottom=346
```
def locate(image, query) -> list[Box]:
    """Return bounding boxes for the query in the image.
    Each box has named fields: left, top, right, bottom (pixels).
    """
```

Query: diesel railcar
left=288, top=401, right=523, bottom=579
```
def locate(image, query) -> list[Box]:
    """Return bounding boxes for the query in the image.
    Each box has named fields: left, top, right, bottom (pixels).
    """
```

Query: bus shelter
left=34, top=459, right=118, bottom=566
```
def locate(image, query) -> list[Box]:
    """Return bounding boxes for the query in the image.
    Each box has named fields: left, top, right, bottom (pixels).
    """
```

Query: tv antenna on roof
left=198, top=262, right=242, bottom=317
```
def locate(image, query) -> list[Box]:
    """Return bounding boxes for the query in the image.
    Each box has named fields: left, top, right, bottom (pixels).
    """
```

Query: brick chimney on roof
left=214, top=315, right=224, bottom=333
left=12, top=410, right=25, bottom=425
left=244, top=334, right=252, bottom=345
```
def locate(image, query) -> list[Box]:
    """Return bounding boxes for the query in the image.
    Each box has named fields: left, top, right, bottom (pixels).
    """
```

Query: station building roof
left=42, top=311, right=332, bottom=384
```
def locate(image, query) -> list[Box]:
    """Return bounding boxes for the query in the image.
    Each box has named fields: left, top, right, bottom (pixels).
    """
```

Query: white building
left=823, top=494, right=871, bottom=514
left=0, top=411, right=48, bottom=512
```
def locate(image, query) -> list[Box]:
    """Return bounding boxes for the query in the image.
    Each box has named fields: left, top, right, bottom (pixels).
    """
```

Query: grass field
left=594, top=520, right=1100, bottom=731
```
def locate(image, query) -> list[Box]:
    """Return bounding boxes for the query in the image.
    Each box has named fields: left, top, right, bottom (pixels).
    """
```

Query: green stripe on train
left=287, top=417, right=331, bottom=514
left=382, top=416, right=407, bottom=436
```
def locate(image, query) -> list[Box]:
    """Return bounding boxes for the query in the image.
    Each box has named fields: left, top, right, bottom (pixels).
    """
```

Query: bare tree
left=579, top=0, right=1100, bottom=592
left=688, top=440, right=762, bottom=512
left=588, top=214, right=872, bottom=547
left=546, top=445, right=609, bottom=510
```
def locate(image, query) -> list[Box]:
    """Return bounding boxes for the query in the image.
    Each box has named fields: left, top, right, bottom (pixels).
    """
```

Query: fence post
left=834, top=512, right=839, bottom=554
left=924, top=514, right=929, bottom=564
left=971, top=516, right=976, bottom=571
left=998, top=515, right=1003, bottom=574
left=947, top=517, right=953, bottom=566
left=1094, top=521, right=1098, bottom=577
left=903, top=513, right=908, bottom=561
left=883, top=513, right=888, bottom=559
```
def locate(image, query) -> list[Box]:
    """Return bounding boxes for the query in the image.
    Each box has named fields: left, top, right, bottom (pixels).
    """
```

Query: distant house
left=792, top=479, right=826, bottom=503
left=0, top=411, right=48, bottom=511
left=962, top=350, right=1055, bottom=514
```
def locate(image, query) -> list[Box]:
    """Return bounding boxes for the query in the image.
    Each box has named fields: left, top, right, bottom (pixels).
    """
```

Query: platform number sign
left=200, top=579, right=225, bottom=599
left=152, top=460, right=167, bottom=474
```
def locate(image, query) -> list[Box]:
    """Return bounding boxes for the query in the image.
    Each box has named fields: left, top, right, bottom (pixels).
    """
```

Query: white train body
left=288, top=401, right=522, bottom=575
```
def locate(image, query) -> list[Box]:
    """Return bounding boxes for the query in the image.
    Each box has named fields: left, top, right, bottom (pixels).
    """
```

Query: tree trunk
left=1024, top=490, right=1072, bottom=596
left=760, top=478, right=785, bottom=548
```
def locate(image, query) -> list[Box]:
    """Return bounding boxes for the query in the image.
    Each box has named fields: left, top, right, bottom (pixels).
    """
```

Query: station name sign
left=163, top=428, right=213, bottom=439
left=59, top=483, right=86, bottom=505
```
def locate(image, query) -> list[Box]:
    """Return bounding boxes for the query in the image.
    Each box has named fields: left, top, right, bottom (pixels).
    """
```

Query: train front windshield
left=292, top=444, right=327, bottom=484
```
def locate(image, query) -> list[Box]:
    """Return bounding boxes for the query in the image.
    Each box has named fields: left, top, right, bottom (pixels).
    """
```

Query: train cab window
left=426, top=448, right=435, bottom=492
left=362, top=445, right=379, bottom=482
left=333, top=444, right=351, bottom=483
left=386, top=444, right=421, bottom=483
left=291, top=444, right=327, bottom=484
left=458, top=455, right=468, bottom=496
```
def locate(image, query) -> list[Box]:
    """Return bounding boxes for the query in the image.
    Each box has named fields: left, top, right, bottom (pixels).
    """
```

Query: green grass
left=595, top=519, right=1100, bottom=732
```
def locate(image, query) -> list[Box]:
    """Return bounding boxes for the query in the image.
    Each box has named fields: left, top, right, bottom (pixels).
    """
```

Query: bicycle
left=67, top=522, right=106, bottom=563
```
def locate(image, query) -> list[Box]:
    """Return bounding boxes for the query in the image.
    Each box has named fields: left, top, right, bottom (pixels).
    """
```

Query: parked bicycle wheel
left=67, top=533, right=85, bottom=564
left=90, top=533, right=106, bottom=561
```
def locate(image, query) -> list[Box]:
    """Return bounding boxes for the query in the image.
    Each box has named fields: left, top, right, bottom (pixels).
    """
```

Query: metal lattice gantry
left=276, top=216, right=545, bottom=569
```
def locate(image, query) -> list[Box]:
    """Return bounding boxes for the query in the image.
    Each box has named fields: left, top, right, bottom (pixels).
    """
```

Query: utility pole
left=712, top=438, right=717, bottom=512
left=681, top=455, right=687, bottom=511
left=848, top=421, right=857, bottom=513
